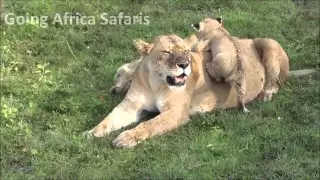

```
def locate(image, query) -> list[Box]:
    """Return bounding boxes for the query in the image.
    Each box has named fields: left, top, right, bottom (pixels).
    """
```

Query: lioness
left=84, top=34, right=274, bottom=148
left=110, top=23, right=291, bottom=102
left=192, top=17, right=249, bottom=112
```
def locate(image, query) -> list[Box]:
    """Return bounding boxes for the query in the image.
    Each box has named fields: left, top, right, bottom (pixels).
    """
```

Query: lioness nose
left=177, top=63, right=189, bottom=69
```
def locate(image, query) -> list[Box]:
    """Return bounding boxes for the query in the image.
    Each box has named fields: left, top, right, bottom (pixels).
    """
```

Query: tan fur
left=110, top=35, right=198, bottom=95
left=84, top=33, right=289, bottom=148
left=85, top=34, right=201, bottom=148
left=110, top=27, right=291, bottom=106
left=253, top=38, right=290, bottom=101
left=110, top=58, right=141, bottom=94
left=193, top=18, right=249, bottom=112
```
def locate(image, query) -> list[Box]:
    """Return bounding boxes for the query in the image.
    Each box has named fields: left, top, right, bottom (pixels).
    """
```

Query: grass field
left=1, top=0, right=319, bottom=179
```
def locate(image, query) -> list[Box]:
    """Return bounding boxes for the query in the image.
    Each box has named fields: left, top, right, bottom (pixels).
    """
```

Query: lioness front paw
left=112, top=130, right=140, bottom=148
left=92, top=126, right=109, bottom=138
left=83, top=125, right=109, bottom=138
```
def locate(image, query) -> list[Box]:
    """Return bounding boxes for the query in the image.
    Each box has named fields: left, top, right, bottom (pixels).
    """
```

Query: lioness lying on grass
left=85, top=18, right=315, bottom=148
left=111, top=18, right=294, bottom=102
left=84, top=32, right=283, bottom=148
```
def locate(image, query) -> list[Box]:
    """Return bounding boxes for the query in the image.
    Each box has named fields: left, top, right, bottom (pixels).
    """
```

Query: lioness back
left=253, top=38, right=290, bottom=85
left=189, top=50, right=265, bottom=115
left=238, top=38, right=290, bottom=101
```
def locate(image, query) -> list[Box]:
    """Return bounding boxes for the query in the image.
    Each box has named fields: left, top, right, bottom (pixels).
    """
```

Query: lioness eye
left=163, top=51, right=171, bottom=54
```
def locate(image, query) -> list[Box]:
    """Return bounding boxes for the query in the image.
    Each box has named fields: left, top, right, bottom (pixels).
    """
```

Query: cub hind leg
left=231, top=75, right=250, bottom=113
left=206, top=53, right=249, bottom=112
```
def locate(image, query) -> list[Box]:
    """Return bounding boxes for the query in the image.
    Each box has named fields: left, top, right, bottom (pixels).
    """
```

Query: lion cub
left=192, top=17, right=249, bottom=112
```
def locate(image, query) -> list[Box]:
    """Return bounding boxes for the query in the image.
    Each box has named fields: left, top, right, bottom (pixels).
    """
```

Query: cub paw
left=205, top=63, right=221, bottom=81
left=243, top=107, right=250, bottom=113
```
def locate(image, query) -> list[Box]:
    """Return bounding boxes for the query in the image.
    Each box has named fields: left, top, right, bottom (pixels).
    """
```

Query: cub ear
left=133, top=39, right=153, bottom=55
left=191, top=23, right=200, bottom=30
left=215, top=17, right=222, bottom=24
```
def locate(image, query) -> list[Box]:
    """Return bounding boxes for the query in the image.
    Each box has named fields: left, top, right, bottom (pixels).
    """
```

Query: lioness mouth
left=166, top=73, right=188, bottom=86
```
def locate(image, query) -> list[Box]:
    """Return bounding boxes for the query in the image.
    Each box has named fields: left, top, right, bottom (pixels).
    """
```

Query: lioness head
left=135, top=35, right=196, bottom=87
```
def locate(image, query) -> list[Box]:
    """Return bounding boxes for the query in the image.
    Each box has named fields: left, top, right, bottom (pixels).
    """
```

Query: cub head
left=135, top=34, right=195, bottom=87
left=191, top=17, right=223, bottom=34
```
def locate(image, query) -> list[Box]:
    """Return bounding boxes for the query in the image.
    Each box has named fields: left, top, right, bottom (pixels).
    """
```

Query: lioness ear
left=133, top=39, right=153, bottom=55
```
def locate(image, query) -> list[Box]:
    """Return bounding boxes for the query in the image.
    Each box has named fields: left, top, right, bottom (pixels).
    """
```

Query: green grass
left=1, top=0, right=319, bottom=179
